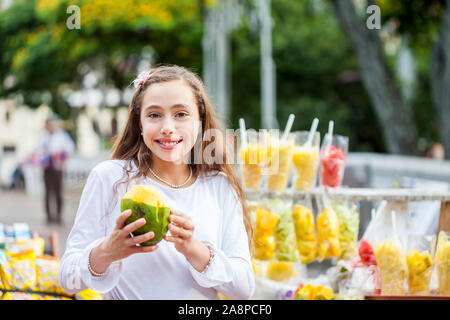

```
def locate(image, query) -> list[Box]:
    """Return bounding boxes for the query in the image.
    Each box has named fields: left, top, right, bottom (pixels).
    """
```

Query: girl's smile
left=140, top=79, right=200, bottom=163
left=154, top=137, right=183, bottom=150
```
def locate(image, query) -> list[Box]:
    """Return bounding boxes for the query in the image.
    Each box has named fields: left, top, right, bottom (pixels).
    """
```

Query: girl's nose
left=160, top=118, right=175, bottom=135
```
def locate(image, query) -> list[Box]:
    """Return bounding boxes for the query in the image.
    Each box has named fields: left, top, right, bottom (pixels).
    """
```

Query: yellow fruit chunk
left=292, top=146, right=319, bottom=190
left=374, top=239, right=408, bottom=295
left=292, top=205, right=317, bottom=264
left=435, top=231, right=450, bottom=295
left=266, top=261, right=294, bottom=282
left=316, top=207, right=341, bottom=261
left=267, top=142, right=294, bottom=192
left=296, top=284, right=334, bottom=300
left=239, top=143, right=269, bottom=164
left=406, top=250, right=433, bottom=295
left=253, top=207, right=279, bottom=260
left=241, top=164, right=263, bottom=191
left=239, top=143, right=269, bottom=191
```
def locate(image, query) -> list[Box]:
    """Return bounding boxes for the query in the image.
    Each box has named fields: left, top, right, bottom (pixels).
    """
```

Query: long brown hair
left=110, top=65, right=253, bottom=249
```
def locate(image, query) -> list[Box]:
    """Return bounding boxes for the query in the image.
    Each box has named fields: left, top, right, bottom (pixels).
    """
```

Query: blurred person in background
left=33, top=115, right=75, bottom=225
left=426, top=142, right=445, bottom=160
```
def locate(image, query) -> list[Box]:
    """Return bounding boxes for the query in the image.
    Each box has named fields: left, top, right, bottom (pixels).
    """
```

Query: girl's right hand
left=89, top=209, right=158, bottom=274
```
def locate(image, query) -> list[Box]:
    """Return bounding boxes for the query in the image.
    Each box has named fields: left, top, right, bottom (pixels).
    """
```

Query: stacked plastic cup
left=291, top=131, right=320, bottom=191
left=319, top=134, right=348, bottom=188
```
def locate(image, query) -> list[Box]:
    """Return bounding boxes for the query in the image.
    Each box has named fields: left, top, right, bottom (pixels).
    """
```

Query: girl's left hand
left=164, top=210, right=196, bottom=256
left=165, top=210, right=212, bottom=272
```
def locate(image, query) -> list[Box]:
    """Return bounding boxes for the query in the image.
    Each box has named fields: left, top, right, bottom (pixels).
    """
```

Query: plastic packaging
left=291, top=199, right=317, bottom=264
left=4, top=238, right=45, bottom=256
left=253, top=206, right=279, bottom=261
left=333, top=200, right=359, bottom=260
left=291, top=131, right=320, bottom=191
left=316, top=196, right=341, bottom=262
left=0, top=249, right=37, bottom=290
left=406, top=235, right=433, bottom=295
left=35, top=255, right=66, bottom=295
left=435, top=231, right=450, bottom=295
left=374, top=238, right=408, bottom=295
left=270, top=198, right=299, bottom=262
left=266, top=134, right=295, bottom=192
left=319, top=134, right=348, bottom=188
left=239, top=130, right=269, bottom=192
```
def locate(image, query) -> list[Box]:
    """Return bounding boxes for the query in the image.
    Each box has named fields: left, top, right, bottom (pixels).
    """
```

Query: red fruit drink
left=320, top=145, right=346, bottom=187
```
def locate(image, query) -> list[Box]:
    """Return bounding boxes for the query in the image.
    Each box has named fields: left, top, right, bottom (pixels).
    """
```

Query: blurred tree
left=0, top=0, right=205, bottom=118
left=330, top=0, right=418, bottom=155
left=230, top=0, right=385, bottom=152
left=375, top=0, right=450, bottom=158
left=430, top=0, right=450, bottom=159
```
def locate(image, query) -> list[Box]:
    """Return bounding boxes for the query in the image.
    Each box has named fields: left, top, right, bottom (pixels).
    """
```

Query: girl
left=58, top=65, right=255, bottom=300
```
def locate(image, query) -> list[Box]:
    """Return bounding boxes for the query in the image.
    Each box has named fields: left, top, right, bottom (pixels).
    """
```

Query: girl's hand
left=90, top=209, right=158, bottom=274
left=165, top=210, right=211, bottom=272
left=164, top=210, right=195, bottom=256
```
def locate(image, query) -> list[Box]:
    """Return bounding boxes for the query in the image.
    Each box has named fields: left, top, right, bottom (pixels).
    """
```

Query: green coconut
left=121, top=185, right=170, bottom=246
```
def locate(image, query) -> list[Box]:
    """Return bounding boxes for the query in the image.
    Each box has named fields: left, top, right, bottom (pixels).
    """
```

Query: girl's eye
left=176, top=112, right=188, bottom=118
left=148, top=113, right=161, bottom=119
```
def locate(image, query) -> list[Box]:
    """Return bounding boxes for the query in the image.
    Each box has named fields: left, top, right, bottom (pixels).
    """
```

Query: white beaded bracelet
left=201, top=243, right=215, bottom=274
left=88, top=250, right=107, bottom=277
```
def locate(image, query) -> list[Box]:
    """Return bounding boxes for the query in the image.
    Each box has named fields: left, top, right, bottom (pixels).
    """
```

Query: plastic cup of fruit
left=266, top=133, right=295, bottom=192
left=291, top=131, right=320, bottom=191
left=239, top=130, right=269, bottom=192
left=319, top=134, right=348, bottom=188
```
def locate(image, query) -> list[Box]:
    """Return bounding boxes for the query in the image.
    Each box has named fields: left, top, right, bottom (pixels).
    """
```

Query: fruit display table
left=245, top=187, right=450, bottom=300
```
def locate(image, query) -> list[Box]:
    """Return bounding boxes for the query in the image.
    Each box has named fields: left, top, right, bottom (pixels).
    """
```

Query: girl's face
left=140, top=79, right=201, bottom=164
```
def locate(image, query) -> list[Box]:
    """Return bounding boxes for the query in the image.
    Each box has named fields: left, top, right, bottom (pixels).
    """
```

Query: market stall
left=0, top=223, right=103, bottom=300
left=237, top=118, right=450, bottom=300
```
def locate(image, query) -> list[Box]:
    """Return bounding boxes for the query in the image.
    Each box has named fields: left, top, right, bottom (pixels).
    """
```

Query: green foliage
left=0, top=0, right=443, bottom=153
left=230, top=0, right=384, bottom=152
left=0, top=0, right=204, bottom=112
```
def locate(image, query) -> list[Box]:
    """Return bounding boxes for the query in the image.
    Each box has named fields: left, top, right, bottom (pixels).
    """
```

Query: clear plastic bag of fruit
left=267, top=198, right=299, bottom=262
left=373, top=211, right=408, bottom=295
left=332, top=200, right=359, bottom=260
left=434, top=231, right=450, bottom=295
left=291, top=196, right=317, bottom=264
left=316, top=194, right=341, bottom=262
left=406, top=234, right=433, bottom=295
left=251, top=202, right=279, bottom=261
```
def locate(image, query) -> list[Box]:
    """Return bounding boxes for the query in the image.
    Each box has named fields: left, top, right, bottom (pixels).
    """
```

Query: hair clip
left=132, top=71, right=152, bottom=89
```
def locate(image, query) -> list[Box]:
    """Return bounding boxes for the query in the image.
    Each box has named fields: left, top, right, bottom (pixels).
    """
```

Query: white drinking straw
left=282, top=114, right=295, bottom=141
left=239, top=118, right=247, bottom=149
left=324, top=120, right=334, bottom=156
left=305, top=118, right=319, bottom=148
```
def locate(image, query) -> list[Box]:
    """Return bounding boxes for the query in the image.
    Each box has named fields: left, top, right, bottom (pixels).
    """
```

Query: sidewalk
left=0, top=189, right=82, bottom=257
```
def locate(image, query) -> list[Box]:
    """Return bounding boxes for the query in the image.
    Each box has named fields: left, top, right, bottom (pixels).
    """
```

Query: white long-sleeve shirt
left=58, top=159, right=255, bottom=300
